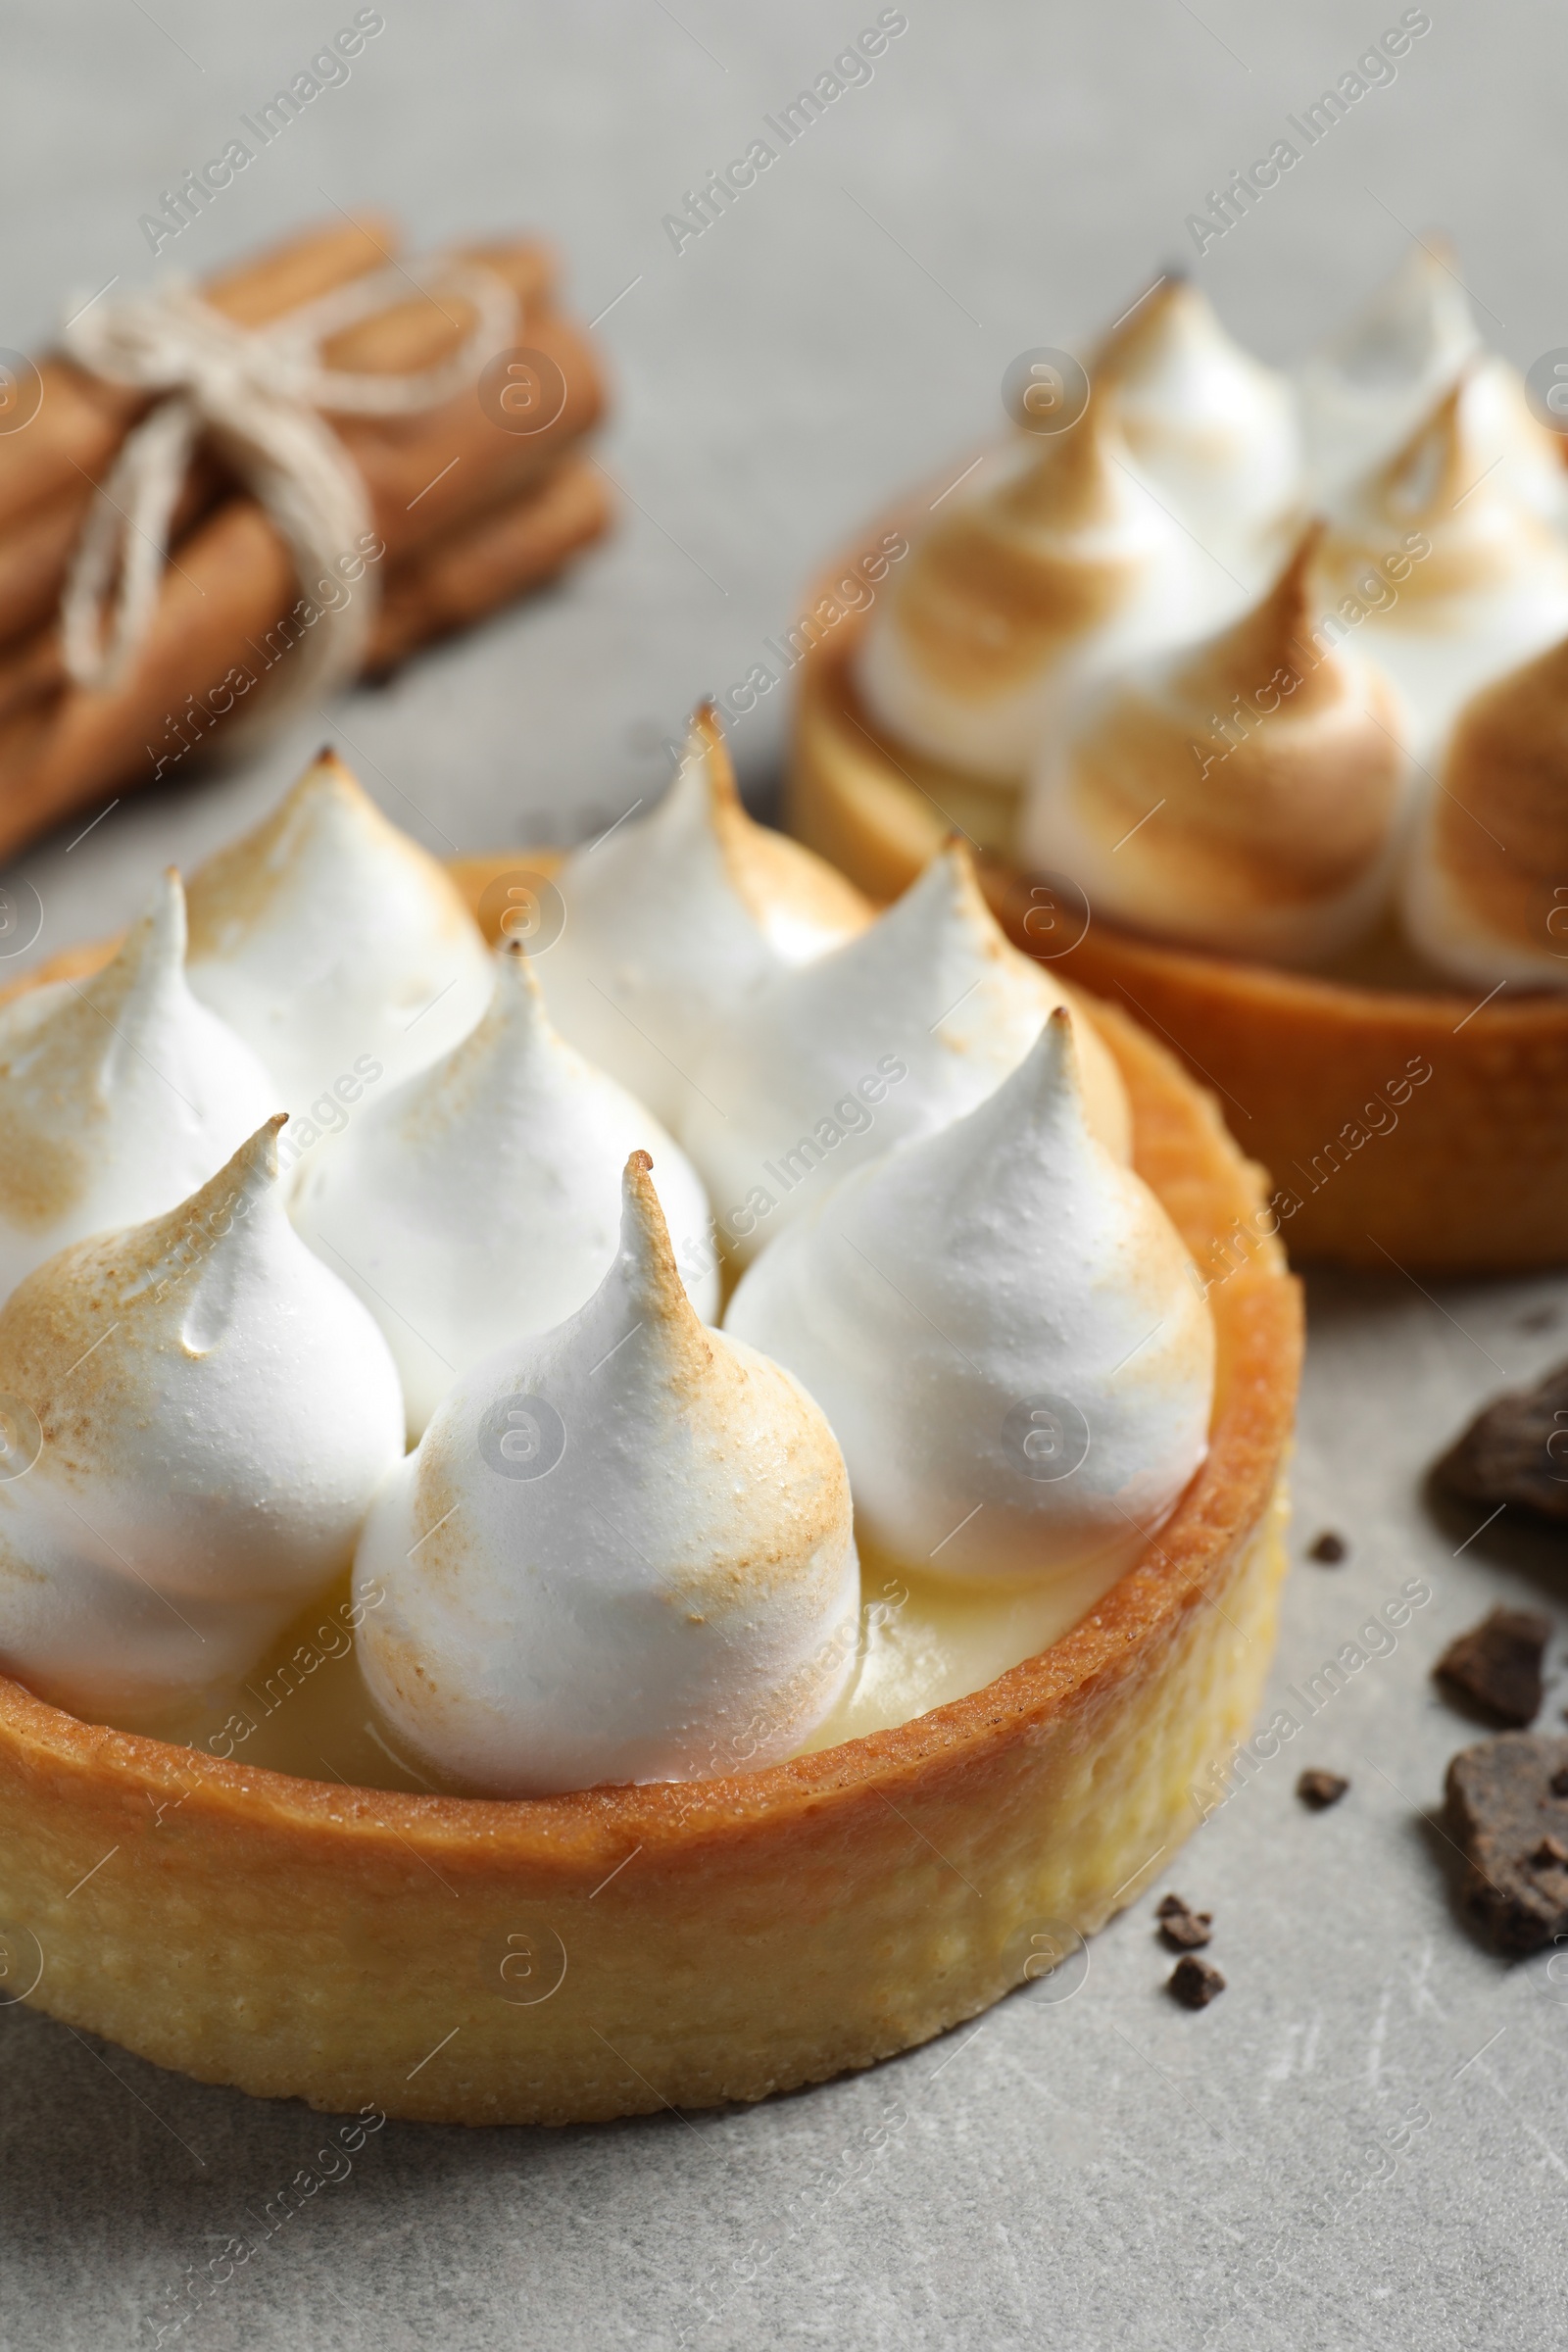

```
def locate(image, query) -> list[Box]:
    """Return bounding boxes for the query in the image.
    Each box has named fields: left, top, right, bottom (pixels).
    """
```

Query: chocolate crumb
left=1154, top=1893, right=1213, bottom=1950
left=1434, top=1606, right=1550, bottom=1727
left=1531, top=1835, right=1568, bottom=1869
left=1517, top=1304, right=1561, bottom=1334
left=1307, top=1530, right=1347, bottom=1564
left=1167, top=1955, right=1226, bottom=2008
left=1297, top=1769, right=1349, bottom=1809
left=1446, top=1734, right=1568, bottom=1954
left=1432, top=1359, right=1568, bottom=1523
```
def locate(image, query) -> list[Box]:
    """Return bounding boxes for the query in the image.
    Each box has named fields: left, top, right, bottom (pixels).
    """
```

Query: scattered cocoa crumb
left=1167, top=1955, right=1226, bottom=2008
left=1307, top=1531, right=1347, bottom=1564
left=1446, top=1734, right=1568, bottom=1955
left=1432, top=1360, right=1568, bottom=1523
left=1297, top=1769, right=1349, bottom=1809
left=1155, top=1893, right=1213, bottom=1950
left=1517, top=1304, right=1561, bottom=1333
left=1434, top=1607, right=1550, bottom=1727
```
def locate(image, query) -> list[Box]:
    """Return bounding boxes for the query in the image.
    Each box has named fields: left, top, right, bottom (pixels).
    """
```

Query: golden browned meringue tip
left=999, top=382, right=1128, bottom=532
left=617, top=1146, right=712, bottom=1344
left=1021, top=522, right=1408, bottom=963
left=1403, top=631, right=1568, bottom=988
left=683, top=696, right=872, bottom=941
left=1091, top=270, right=1192, bottom=377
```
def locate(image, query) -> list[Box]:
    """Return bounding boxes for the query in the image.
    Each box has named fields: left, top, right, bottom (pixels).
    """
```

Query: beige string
left=60, top=256, right=517, bottom=716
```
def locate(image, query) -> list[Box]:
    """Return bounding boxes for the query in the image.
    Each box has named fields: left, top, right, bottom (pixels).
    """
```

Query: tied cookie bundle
left=0, top=214, right=611, bottom=862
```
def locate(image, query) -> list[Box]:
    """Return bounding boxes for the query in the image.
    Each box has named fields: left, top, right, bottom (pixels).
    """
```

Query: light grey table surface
left=3, top=4, right=1567, bottom=2346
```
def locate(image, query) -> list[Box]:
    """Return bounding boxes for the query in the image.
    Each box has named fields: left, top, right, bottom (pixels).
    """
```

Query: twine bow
left=59, top=255, right=517, bottom=714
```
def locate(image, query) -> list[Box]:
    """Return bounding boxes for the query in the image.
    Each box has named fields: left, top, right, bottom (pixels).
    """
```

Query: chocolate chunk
left=1434, top=1606, right=1550, bottom=1727
left=1432, top=1359, right=1568, bottom=1523
left=1531, top=1835, right=1568, bottom=1868
left=1154, top=1893, right=1213, bottom=1950
left=1307, top=1531, right=1347, bottom=1564
left=1445, top=1733, right=1568, bottom=1954
left=1297, top=1769, right=1349, bottom=1809
left=1167, top=1955, right=1226, bottom=2008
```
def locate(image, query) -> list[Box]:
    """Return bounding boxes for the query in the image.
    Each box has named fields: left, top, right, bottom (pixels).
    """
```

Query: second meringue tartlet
left=790, top=244, right=1568, bottom=1270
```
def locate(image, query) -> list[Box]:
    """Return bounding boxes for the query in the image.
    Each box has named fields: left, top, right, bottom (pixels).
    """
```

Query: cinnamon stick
left=0, top=298, right=603, bottom=724
left=0, top=219, right=607, bottom=861
left=0, top=216, right=398, bottom=537
left=0, top=230, right=559, bottom=660
left=0, top=454, right=612, bottom=857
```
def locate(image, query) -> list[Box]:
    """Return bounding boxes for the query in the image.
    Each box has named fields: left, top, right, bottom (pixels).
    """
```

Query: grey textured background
left=3, top=4, right=1567, bottom=2346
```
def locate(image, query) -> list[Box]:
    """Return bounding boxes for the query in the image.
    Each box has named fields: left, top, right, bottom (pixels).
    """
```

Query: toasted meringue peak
left=1298, top=239, right=1480, bottom=495
left=1316, top=371, right=1568, bottom=754
left=726, top=1010, right=1213, bottom=1622
left=185, top=748, right=493, bottom=1114
left=1023, top=525, right=1411, bottom=963
left=685, top=701, right=871, bottom=955
left=0, top=869, right=279, bottom=1305
left=855, top=397, right=1216, bottom=785
left=1092, top=272, right=1302, bottom=571
left=354, top=1152, right=859, bottom=1795
left=0, top=1119, right=405, bottom=1719
left=540, top=704, right=870, bottom=1125
left=1402, top=632, right=1568, bottom=990
left=292, top=942, right=718, bottom=1440
left=680, top=841, right=1131, bottom=1263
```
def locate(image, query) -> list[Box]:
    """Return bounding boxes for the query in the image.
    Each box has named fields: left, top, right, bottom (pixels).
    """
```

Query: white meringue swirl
left=0, top=869, right=277, bottom=1307
left=0, top=1119, right=405, bottom=1720
left=293, top=942, right=717, bottom=1439
left=539, top=703, right=870, bottom=1127
left=185, top=747, right=493, bottom=1113
left=725, top=1007, right=1214, bottom=1622
left=354, top=1152, right=859, bottom=1795
left=682, top=841, right=1130, bottom=1263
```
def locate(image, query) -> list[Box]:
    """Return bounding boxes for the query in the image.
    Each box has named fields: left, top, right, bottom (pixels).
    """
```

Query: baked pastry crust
left=0, top=855, right=1298, bottom=2124
left=790, top=540, right=1568, bottom=1273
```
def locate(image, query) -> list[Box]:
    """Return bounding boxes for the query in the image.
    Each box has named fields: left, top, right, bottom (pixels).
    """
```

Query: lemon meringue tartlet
left=791, top=253, right=1568, bottom=1273
left=0, top=750, right=1298, bottom=2127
